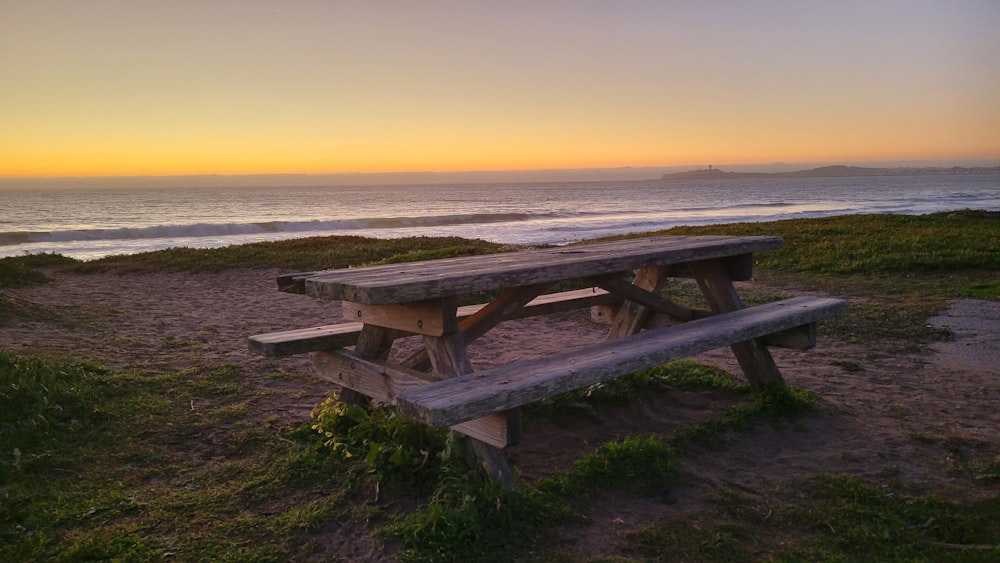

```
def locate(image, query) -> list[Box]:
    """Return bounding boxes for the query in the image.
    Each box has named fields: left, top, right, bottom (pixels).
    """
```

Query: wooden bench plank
left=248, top=287, right=621, bottom=357
left=592, top=305, right=817, bottom=350
left=248, top=323, right=364, bottom=357
left=396, top=296, right=847, bottom=428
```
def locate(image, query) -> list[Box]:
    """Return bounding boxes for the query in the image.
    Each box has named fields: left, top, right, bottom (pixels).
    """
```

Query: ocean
left=2, top=174, right=999, bottom=261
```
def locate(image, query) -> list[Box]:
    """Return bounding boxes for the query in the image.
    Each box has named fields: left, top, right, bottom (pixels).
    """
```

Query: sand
left=2, top=267, right=997, bottom=559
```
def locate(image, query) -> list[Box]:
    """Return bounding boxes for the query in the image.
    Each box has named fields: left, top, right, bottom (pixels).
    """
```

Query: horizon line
left=1, top=158, right=998, bottom=188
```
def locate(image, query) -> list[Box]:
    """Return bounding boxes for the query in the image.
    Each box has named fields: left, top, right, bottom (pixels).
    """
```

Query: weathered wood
left=396, top=296, right=848, bottom=428
left=606, top=267, right=667, bottom=339
left=249, top=287, right=621, bottom=358
left=291, top=236, right=782, bottom=304
left=338, top=324, right=396, bottom=405
left=590, top=303, right=618, bottom=325
left=763, top=323, right=817, bottom=350
left=692, top=259, right=785, bottom=388
left=310, top=351, right=516, bottom=448
left=592, top=304, right=712, bottom=328
left=510, top=286, right=619, bottom=315
left=343, top=298, right=458, bottom=336
left=592, top=305, right=813, bottom=349
left=595, top=271, right=698, bottom=325
left=458, top=284, right=550, bottom=342
left=666, top=253, right=755, bottom=282
left=467, top=438, right=515, bottom=488
left=248, top=323, right=366, bottom=357
left=311, top=349, right=427, bottom=401
left=351, top=324, right=395, bottom=360
left=423, top=332, right=474, bottom=379
left=422, top=325, right=518, bottom=486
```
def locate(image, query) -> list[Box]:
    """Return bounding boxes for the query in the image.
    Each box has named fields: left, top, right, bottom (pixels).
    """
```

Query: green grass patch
left=0, top=350, right=113, bottom=483
left=0, top=259, right=50, bottom=288
left=0, top=254, right=78, bottom=288
left=4, top=348, right=996, bottom=561
left=963, top=456, right=1000, bottom=484
left=776, top=475, right=1000, bottom=561
left=0, top=255, right=100, bottom=327
left=0, top=254, right=76, bottom=288
left=310, top=395, right=452, bottom=494
left=0, top=352, right=367, bottom=562
left=654, top=210, right=1000, bottom=278
left=964, top=280, right=1000, bottom=300
left=616, top=476, right=1000, bottom=563
left=68, top=235, right=511, bottom=274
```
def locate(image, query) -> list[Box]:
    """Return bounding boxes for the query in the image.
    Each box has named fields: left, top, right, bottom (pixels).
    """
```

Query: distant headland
left=660, top=164, right=1000, bottom=181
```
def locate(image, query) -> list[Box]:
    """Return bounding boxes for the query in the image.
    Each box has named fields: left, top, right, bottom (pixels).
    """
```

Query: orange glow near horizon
left=2, top=2, right=998, bottom=179
left=4, top=124, right=996, bottom=179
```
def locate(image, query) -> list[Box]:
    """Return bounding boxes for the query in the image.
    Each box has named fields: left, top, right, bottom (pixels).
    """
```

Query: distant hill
left=660, top=164, right=1000, bottom=181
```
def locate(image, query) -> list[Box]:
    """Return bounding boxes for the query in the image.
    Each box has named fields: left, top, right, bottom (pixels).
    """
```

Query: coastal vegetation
left=2, top=211, right=998, bottom=561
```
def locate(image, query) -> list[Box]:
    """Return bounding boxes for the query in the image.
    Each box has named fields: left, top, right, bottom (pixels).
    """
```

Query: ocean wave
left=713, top=201, right=795, bottom=210
left=0, top=212, right=556, bottom=246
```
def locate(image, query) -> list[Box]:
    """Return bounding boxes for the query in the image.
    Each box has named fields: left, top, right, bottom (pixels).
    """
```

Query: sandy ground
left=2, top=268, right=997, bottom=560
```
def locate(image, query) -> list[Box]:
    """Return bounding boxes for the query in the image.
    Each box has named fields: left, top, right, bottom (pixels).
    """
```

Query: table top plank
left=286, top=235, right=782, bottom=304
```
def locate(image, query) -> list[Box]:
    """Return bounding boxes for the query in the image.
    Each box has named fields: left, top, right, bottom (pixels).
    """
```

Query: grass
left=2, top=211, right=999, bottom=560
left=63, top=234, right=511, bottom=274
left=0, top=253, right=76, bottom=288
left=1, top=352, right=365, bottom=561
left=654, top=210, right=1000, bottom=279
left=621, top=477, right=1000, bottom=562
left=0, top=351, right=113, bottom=483
left=8, top=349, right=957, bottom=562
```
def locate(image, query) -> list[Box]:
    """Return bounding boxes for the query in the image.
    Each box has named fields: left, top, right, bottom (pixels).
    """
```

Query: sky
left=2, top=0, right=999, bottom=178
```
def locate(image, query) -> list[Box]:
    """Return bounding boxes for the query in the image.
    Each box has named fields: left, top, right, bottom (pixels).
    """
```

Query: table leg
left=607, top=266, right=668, bottom=339
left=338, top=324, right=397, bottom=405
left=423, top=331, right=516, bottom=488
left=692, top=260, right=785, bottom=388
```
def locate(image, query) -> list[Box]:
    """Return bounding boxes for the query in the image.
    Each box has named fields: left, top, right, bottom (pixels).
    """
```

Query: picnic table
left=249, top=235, right=846, bottom=485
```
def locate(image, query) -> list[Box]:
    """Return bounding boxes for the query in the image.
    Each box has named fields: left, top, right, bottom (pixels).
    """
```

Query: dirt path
left=3, top=269, right=997, bottom=558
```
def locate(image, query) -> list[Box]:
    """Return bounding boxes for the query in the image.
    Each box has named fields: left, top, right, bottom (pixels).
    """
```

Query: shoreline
left=5, top=207, right=1000, bottom=263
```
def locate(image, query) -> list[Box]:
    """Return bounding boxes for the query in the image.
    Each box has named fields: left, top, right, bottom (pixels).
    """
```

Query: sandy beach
left=2, top=267, right=997, bottom=558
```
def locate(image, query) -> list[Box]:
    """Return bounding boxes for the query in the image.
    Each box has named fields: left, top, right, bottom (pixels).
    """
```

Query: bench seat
left=248, top=287, right=621, bottom=357
left=395, top=296, right=847, bottom=428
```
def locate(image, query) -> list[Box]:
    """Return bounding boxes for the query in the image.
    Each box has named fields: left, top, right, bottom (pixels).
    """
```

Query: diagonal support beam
left=592, top=274, right=701, bottom=323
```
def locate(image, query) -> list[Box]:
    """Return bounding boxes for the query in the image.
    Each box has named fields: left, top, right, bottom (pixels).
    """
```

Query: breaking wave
left=0, top=212, right=555, bottom=246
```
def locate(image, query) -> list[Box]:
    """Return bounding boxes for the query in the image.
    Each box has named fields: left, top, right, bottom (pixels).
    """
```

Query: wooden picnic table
left=251, top=235, right=847, bottom=486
